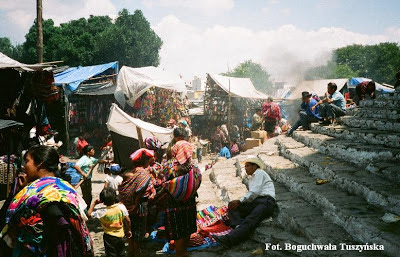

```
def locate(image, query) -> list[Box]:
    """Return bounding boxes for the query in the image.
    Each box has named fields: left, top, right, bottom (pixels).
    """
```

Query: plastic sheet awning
left=115, top=66, right=186, bottom=107
left=208, top=74, right=269, bottom=99
left=107, top=103, right=173, bottom=145
left=0, top=119, right=23, bottom=130
left=54, top=61, right=118, bottom=91
left=0, top=52, right=48, bottom=71
left=348, top=77, right=395, bottom=93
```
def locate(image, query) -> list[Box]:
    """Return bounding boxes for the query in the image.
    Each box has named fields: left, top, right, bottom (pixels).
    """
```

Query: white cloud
left=142, top=0, right=234, bottom=15
left=153, top=15, right=392, bottom=83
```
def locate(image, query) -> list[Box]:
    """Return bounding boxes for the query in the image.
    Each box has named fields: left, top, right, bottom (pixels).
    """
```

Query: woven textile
left=162, top=165, right=201, bottom=202
left=171, top=140, right=193, bottom=165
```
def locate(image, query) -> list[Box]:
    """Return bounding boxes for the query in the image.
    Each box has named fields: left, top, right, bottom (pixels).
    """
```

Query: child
left=88, top=187, right=132, bottom=257
left=104, top=164, right=123, bottom=194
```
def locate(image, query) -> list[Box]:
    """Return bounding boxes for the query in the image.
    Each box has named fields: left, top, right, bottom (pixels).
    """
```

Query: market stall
left=54, top=62, right=118, bottom=153
left=203, top=74, right=269, bottom=140
left=115, top=66, right=188, bottom=127
left=107, top=103, right=173, bottom=168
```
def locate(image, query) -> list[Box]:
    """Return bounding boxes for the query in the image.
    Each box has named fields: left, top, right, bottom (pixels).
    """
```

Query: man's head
left=301, top=91, right=312, bottom=103
left=327, top=82, right=337, bottom=94
left=267, top=96, right=273, bottom=102
left=173, top=127, right=186, bottom=141
left=242, top=155, right=263, bottom=175
left=255, top=108, right=262, bottom=115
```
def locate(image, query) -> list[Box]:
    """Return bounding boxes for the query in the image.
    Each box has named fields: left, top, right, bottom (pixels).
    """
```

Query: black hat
left=301, top=91, right=312, bottom=98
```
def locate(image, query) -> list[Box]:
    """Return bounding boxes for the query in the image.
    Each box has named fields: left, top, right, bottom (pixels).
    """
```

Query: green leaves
left=7, top=9, right=162, bottom=68
left=305, top=43, right=400, bottom=84
left=222, top=60, right=273, bottom=94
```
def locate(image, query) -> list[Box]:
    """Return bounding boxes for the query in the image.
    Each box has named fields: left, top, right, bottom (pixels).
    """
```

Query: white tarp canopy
left=0, top=52, right=48, bottom=71
left=287, top=79, right=348, bottom=100
left=107, top=103, right=173, bottom=145
left=115, top=66, right=186, bottom=107
left=208, top=74, right=269, bottom=99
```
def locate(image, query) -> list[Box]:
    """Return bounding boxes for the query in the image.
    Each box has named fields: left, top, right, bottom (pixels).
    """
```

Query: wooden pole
left=36, top=0, right=43, bottom=63
left=136, top=126, right=144, bottom=148
left=228, top=79, right=231, bottom=131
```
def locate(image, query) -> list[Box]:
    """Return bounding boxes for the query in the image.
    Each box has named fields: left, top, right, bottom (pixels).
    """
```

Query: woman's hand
left=17, top=173, right=29, bottom=188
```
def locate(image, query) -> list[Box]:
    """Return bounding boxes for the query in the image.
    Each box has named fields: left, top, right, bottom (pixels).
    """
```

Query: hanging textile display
left=134, top=86, right=189, bottom=127
left=204, top=75, right=264, bottom=139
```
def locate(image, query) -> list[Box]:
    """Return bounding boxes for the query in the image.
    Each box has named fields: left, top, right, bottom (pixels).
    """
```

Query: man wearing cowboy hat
left=287, top=91, right=322, bottom=136
left=212, top=155, right=276, bottom=248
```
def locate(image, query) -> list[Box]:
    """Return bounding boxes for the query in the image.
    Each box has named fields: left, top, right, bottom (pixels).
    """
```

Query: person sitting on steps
left=312, top=82, right=346, bottom=125
left=287, top=91, right=322, bottom=136
left=212, top=155, right=276, bottom=248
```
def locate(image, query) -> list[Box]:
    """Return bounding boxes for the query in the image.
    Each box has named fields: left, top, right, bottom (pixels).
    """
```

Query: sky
left=1, top=0, right=400, bottom=83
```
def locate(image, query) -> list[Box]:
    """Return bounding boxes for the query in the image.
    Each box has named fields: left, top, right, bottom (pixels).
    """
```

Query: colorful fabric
left=118, top=167, right=155, bottom=214
left=145, top=137, right=162, bottom=150
left=163, top=165, right=202, bottom=202
left=129, top=148, right=154, bottom=162
left=1, top=177, right=92, bottom=256
left=91, top=203, right=129, bottom=238
left=171, top=140, right=193, bottom=165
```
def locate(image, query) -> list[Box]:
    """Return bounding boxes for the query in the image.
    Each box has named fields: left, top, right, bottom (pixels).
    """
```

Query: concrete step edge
left=276, top=136, right=400, bottom=216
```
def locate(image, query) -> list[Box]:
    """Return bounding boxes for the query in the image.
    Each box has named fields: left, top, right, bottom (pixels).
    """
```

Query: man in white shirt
left=213, top=155, right=276, bottom=248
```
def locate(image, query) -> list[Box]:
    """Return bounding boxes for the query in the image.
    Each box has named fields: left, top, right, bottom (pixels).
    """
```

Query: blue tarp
left=348, top=77, right=395, bottom=93
left=54, top=62, right=118, bottom=91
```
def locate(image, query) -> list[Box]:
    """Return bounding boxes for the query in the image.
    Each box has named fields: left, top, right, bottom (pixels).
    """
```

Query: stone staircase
left=207, top=88, right=400, bottom=256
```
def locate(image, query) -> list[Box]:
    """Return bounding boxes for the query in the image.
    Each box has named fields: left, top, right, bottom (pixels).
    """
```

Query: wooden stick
left=74, top=147, right=112, bottom=189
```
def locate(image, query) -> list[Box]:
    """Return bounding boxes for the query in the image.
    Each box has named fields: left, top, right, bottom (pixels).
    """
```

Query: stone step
left=366, top=162, right=400, bottom=183
left=276, top=134, right=400, bottom=215
left=350, top=107, right=400, bottom=122
left=255, top=142, right=400, bottom=257
left=341, top=116, right=400, bottom=132
left=376, top=91, right=400, bottom=101
left=289, top=130, right=400, bottom=166
left=359, top=99, right=400, bottom=108
left=311, top=124, right=400, bottom=148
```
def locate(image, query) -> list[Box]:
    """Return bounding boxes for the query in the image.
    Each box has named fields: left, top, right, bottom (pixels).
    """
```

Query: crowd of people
left=0, top=77, right=389, bottom=256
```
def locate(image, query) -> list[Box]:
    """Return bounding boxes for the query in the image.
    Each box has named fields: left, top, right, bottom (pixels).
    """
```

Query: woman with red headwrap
left=162, top=140, right=202, bottom=257
left=118, top=148, right=156, bottom=257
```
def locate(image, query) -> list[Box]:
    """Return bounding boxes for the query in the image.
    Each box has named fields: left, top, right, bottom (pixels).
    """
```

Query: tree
left=305, top=43, right=400, bottom=84
left=222, top=60, right=273, bottom=94
left=94, top=9, right=163, bottom=67
left=304, top=60, right=357, bottom=80
left=0, top=37, right=14, bottom=57
left=19, top=10, right=162, bottom=68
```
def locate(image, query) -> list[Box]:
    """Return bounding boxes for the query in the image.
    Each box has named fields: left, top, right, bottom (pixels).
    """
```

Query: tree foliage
left=222, top=60, right=273, bottom=94
left=0, top=37, right=22, bottom=60
left=6, top=9, right=162, bottom=68
left=305, top=43, right=400, bottom=84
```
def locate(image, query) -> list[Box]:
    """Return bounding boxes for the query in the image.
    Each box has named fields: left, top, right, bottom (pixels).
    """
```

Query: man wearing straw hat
left=212, top=155, right=276, bottom=248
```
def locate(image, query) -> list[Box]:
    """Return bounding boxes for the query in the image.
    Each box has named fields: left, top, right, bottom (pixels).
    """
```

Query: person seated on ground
left=212, top=155, right=276, bottom=248
left=251, top=108, right=264, bottom=131
left=218, top=143, right=231, bottom=159
left=287, top=91, right=322, bottom=136
left=88, top=187, right=131, bottom=257
left=312, top=82, right=346, bottom=125
left=230, top=139, right=240, bottom=157
left=355, top=80, right=376, bottom=105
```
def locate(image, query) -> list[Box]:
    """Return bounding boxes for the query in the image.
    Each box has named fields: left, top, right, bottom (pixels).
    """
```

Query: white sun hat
left=242, top=155, right=264, bottom=169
